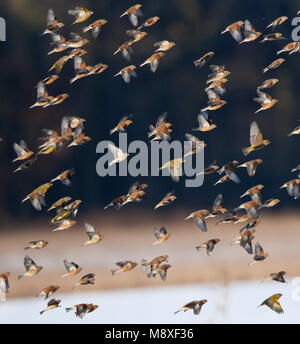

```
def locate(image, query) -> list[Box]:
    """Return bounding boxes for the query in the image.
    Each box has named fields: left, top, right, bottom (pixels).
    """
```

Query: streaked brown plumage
left=263, top=58, right=285, bottom=73
left=61, top=260, right=82, bottom=278
left=140, top=52, right=165, bottom=72
left=18, top=255, right=43, bottom=279
left=154, top=191, right=176, bottom=210
left=249, top=242, right=269, bottom=266
left=152, top=227, right=171, bottom=246
left=24, top=240, right=48, bottom=250
left=238, top=159, right=263, bottom=176
left=12, top=140, right=34, bottom=162
left=280, top=179, right=300, bottom=199
left=83, top=19, right=107, bottom=39
left=51, top=169, right=75, bottom=186
left=185, top=209, right=209, bottom=232
left=196, top=239, right=220, bottom=256
left=110, top=115, right=133, bottom=134
left=40, top=299, right=61, bottom=315
left=36, top=285, right=60, bottom=300
left=114, top=65, right=137, bottom=83
left=141, top=255, right=169, bottom=274
left=111, top=261, right=138, bottom=275
left=221, top=21, right=244, bottom=42
left=174, top=299, right=207, bottom=315
left=72, top=273, right=95, bottom=289
left=66, top=304, right=98, bottom=319
left=194, top=52, right=214, bottom=68
left=120, top=4, right=143, bottom=27
left=83, top=223, right=104, bottom=246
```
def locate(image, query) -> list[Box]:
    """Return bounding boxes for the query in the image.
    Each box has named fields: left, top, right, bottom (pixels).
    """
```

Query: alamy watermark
left=95, top=134, right=205, bottom=187
left=291, top=17, right=300, bottom=41
left=0, top=17, right=6, bottom=41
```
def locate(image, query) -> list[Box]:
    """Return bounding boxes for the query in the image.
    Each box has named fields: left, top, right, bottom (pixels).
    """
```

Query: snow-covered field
left=0, top=280, right=299, bottom=324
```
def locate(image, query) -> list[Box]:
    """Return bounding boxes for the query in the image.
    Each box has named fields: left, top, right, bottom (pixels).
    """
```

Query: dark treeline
left=0, top=0, right=299, bottom=223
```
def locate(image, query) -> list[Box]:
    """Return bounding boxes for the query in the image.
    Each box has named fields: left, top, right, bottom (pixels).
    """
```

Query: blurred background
left=1, top=0, right=300, bottom=323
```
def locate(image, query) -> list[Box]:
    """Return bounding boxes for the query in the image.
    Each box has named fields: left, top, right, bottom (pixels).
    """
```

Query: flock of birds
left=1, top=4, right=300, bottom=320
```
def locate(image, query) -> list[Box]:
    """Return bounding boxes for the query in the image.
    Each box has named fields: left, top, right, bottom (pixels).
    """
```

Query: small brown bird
left=194, top=52, right=214, bottom=68
left=174, top=299, right=207, bottom=315
left=113, top=41, right=134, bottom=61
left=280, top=179, right=300, bottom=199
left=64, top=200, right=82, bottom=217
left=205, top=79, right=228, bottom=96
left=140, top=52, right=165, bottom=72
left=68, top=131, right=92, bottom=147
left=148, top=264, right=171, bottom=280
left=235, top=200, right=261, bottom=219
left=291, top=164, right=300, bottom=173
left=72, top=273, right=95, bottom=289
left=110, top=115, right=133, bottom=134
left=277, top=42, right=298, bottom=55
left=40, top=299, right=61, bottom=315
left=126, top=30, right=148, bottom=45
left=30, top=81, right=53, bottom=108
left=61, top=260, right=82, bottom=278
left=192, top=111, right=216, bottom=132
left=154, top=191, right=176, bottom=210
left=267, top=16, right=288, bottom=30
left=36, top=285, right=60, bottom=300
left=0, top=272, right=9, bottom=302
left=83, top=223, right=104, bottom=246
left=22, top=182, right=53, bottom=211
left=184, top=133, right=206, bottom=157
left=53, top=219, right=77, bottom=232
left=48, top=197, right=72, bottom=212
left=120, top=4, right=143, bottom=27
left=122, top=182, right=147, bottom=206
left=70, top=56, right=92, bottom=84
left=249, top=242, right=269, bottom=266
left=148, top=112, right=172, bottom=141
left=66, top=304, right=98, bottom=319
left=196, top=239, right=220, bottom=256
left=218, top=161, right=240, bottom=184
left=260, top=33, right=286, bottom=43
left=154, top=40, right=175, bottom=52
left=111, top=261, right=138, bottom=275
left=24, top=240, right=48, bottom=250
left=48, top=33, right=68, bottom=55
left=206, top=194, right=227, bottom=218
left=68, top=7, right=94, bottom=25
left=214, top=175, right=231, bottom=186
left=185, top=209, right=209, bottom=232
left=240, top=184, right=264, bottom=202
left=242, top=121, right=271, bottom=156
left=12, top=140, right=34, bottom=162
left=141, top=255, right=169, bottom=274
left=138, top=16, right=160, bottom=30
left=13, top=157, right=38, bottom=173
left=261, top=198, right=280, bottom=208
left=198, top=160, right=219, bottom=175
left=66, top=33, right=89, bottom=49
left=239, top=218, right=261, bottom=233
left=107, top=143, right=129, bottom=167
left=221, top=21, right=244, bottom=42
left=202, top=89, right=227, bottom=112
left=114, top=65, right=137, bottom=83
left=258, top=294, right=283, bottom=314
left=45, top=93, right=69, bottom=107
left=232, top=228, right=255, bottom=254
left=42, top=75, right=59, bottom=85
left=51, top=169, right=75, bottom=186
left=262, top=271, right=286, bottom=283
left=240, top=20, right=261, bottom=44
left=288, top=125, right=300, bottom=137
left=254, top=90, right=278, bottom=113
left=18, top=255, right=43, bottom=279
left=41, top=9, right=64, bottom=35
left=104, top=195, right=128, bottom=210
left=238, top=159, right=263, bottom=177
left=160, top=158, right=185, bottom=182
left=263, top=58, right=285, bottom=73
left=257, top=79, right=279, bottom=90
left=83, top=19, right=107, bottom=39
left=152, top=227, right=171, bottom=246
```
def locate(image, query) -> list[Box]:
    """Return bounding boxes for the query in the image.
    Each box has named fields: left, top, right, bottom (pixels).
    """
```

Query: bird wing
left=250, top=121, right=263, bottom=146
left=47, top=9, right=56, bottom=26
left=212, top=194, right=223, bottom=212
left=24, top=255, right=36, bottom=270
left=108, top=143, right=123, bottom=159
left=0, top=277, right=9, bottom=294
left=84, top=223, right=96, bottom=239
